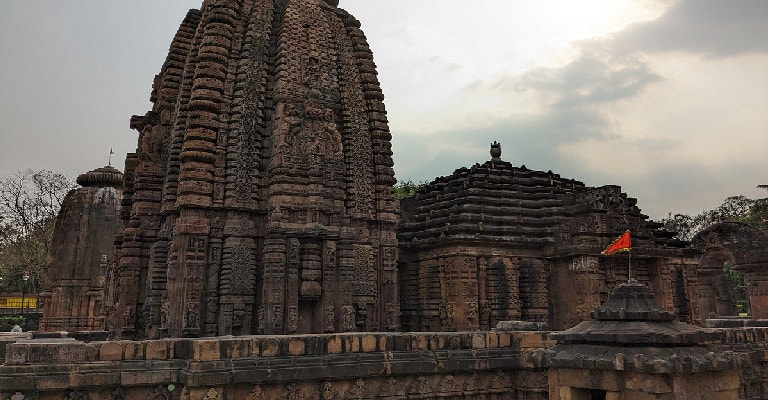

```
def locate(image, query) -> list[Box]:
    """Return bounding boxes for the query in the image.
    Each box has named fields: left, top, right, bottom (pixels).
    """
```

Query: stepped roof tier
left=398, top=143, right=699, bottom=332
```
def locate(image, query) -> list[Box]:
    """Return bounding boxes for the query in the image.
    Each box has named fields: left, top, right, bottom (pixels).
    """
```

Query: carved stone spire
left=108, top=0, right=398, bottom=339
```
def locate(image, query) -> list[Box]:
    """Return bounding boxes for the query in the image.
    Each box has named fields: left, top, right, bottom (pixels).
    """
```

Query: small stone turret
left=38, top=166, right=124, bottom=332
left=544, top=281, right=743, bottom=399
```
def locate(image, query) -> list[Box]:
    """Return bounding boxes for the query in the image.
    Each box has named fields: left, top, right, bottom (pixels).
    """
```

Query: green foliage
left=723, top=261, right=748, bottom=313
left=394, top=179, right=428, bottom=200
left=662, top=195, right=767, bottom=240
left=0, top=316, right=25, bottom=332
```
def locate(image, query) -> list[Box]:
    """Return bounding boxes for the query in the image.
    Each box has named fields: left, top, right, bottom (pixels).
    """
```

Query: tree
left=394, top=179, right=429, bottom=200
left=661, top=195, right=761, bottom=241
left=0, top=169, right=76, bottom=293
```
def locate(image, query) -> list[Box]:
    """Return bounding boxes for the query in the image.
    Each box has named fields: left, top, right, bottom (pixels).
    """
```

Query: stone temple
left=108, top=0, right=398, bottom=339
left=38, top=166, right=123, bottom=332
left=5, top=1, right=768, bottom=399
left=398, top=142, right=699, bottom=332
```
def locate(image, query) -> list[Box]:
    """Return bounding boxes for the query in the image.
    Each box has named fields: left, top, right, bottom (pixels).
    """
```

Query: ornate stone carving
left=280, top=383, right=310, bottom=400
left=342, top=306, right=356, bottom=332
left=105, top=0, right=399, bottom=338
left=319, top=381, right=338, bottom=400
left=245, top=386, right=264, bottom=400
left=203, top=388, right=219, bottom=400
left=407, top=376, right=431, bottom=395
left=377, top=377, right=405, bottom=398
left=344, top=379, right=366, bottom=400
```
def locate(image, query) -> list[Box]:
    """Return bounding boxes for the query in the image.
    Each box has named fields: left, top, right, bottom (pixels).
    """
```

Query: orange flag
left=602, top=230, right=631, bottom=255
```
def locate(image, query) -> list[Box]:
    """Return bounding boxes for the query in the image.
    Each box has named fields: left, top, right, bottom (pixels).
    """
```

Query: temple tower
left=108, top=0, right=398, bottom=339
left=39, top=166, right=124, bottom=332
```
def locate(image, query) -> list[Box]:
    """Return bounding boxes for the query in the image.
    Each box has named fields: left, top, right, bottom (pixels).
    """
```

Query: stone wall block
left=146, top=340, right=169, bottom=360
left=362, top=334, right=379, bottom=352
left=518, top=332, right=556, bottom=349
left=624, top=372, right=672, bottom=394
left=219, top=337, right=250, bottom=359
left=85, top=341, right=103, bottom=361
left=498, top=333, right=512, bottom=348
left=429, top=334, right=445, bottom=351
left=5, top=339, right=88, bottom=365
left=121, top=370, right=176, bottom=386
left=288, top=338, right=305, bottom=356
left=472, top=333, right=487, bottom=349
left=192, top=339, right=222, bottom=360
left=261, top=337, right=281, bottom=357
left=327, top=336, right=343, bottom=354
left=123, top=341, right=146, bottom=360
left=390, top=334, right=412, bottom=352
left=99, top=341, right=124, bottom=361
left=304, top=336, right=327, bottom=356
left=487, top=332, right=499, bottom=348
left=412, top=334, right=429, bottom=351
left=246, top=338, right=260, bottom=356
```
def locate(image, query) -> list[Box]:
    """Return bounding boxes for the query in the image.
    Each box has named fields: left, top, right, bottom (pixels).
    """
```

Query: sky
left=0, top=0, right=766, bottom=220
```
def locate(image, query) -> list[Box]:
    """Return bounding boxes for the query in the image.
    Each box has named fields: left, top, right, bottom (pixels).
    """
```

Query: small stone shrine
left=38, top=166, right=123, bottom=332
left=545, top=281, right=742, bottom=399
left=398, top=143, right=700, bottom=332
left=107, top=0, right=398, bottom=339
left=692, top=222, right=768, bottom=320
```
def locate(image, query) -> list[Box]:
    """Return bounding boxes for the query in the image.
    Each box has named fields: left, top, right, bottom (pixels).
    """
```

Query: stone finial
left=76, top=165, right=124, bottom=189
left=490, top=141, right=501, bottom=161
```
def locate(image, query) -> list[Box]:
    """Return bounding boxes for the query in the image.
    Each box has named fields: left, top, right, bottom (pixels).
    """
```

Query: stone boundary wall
left=711, top=327, right=768, bottom=399
left=3, top=328, right=766, bottom=399
left=0, top=331, right=554, bottom=400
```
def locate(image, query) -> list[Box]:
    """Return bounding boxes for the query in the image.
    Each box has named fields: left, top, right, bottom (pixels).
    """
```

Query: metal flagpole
left=628, top=250, right=633, bottom=282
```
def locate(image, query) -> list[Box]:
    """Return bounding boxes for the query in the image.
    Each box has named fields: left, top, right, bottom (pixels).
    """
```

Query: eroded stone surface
left=107, top=0, right=398, bottom=339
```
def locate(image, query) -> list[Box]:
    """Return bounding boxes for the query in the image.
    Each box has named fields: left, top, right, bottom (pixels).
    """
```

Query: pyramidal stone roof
left=399, top=143, right=687, bottom=256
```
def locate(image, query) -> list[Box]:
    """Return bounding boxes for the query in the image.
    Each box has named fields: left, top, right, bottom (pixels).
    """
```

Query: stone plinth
left=545, top=282, right=743, bottom=400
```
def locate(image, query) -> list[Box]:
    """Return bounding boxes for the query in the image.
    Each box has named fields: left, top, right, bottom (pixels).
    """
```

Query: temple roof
left=399, top=142, right=689, bottom=255
left=76, top=165, right=123, bottom=189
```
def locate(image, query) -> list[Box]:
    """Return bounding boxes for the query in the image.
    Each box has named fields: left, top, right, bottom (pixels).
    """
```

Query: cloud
left=391, top=0, right=768, bottom=220
left=610, top=0, right=768, bottom=57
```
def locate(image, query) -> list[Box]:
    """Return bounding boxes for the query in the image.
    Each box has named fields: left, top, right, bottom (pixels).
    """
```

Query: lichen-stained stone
left=107, top=0, right=398, bottom=340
